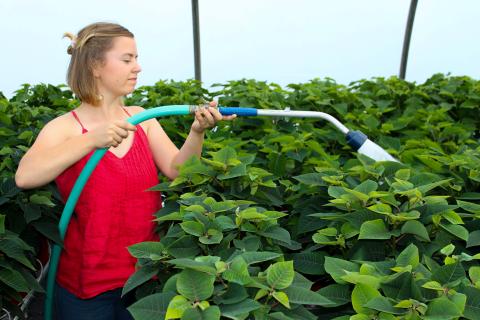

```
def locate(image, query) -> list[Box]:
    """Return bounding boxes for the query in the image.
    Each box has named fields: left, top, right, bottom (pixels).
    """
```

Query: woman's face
left=94, top=36, right=142, bottom=97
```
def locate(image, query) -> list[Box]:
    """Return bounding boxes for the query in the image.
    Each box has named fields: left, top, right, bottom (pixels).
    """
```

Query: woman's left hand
left=191, top=101, right=236, bottom=134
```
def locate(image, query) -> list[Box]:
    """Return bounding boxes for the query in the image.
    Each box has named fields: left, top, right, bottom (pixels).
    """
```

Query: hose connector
left=189, top=103, right=211, bottom=114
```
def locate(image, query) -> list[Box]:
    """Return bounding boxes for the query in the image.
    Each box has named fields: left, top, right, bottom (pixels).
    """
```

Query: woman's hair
left=64, top=22, right=134, bottom=106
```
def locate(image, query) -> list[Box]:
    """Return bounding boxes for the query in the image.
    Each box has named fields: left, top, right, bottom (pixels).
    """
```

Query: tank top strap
left=71, top=110, right=87, bottom=133
left=121, top=107, right=132, bottom=117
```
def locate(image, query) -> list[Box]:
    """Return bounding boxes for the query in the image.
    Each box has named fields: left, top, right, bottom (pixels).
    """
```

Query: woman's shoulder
left=39, top=111, right=81, bottom=141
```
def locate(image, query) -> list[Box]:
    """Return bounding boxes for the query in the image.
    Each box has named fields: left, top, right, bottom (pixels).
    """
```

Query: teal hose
left=45, top=105, right=190, bottom=320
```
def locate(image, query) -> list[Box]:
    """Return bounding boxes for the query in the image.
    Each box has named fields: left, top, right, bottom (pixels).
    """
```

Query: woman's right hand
left=89, top=120, right=137, bottom=148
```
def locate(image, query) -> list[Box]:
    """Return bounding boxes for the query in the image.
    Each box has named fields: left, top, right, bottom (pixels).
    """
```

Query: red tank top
left=55, top=108, right=161, bottom=299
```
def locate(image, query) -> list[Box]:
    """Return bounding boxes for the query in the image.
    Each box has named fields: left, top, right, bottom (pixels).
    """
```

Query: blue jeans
left=54, top=282, right=135, bottom=320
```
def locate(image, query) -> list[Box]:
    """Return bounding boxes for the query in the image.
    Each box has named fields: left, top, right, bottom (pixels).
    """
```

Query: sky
left=0, top=0, right=479, bottom=99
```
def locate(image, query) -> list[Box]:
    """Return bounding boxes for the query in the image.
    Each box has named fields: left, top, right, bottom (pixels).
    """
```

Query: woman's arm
left=15, top=114, right=137, bottom=189
left=136, top=102, right=235, bottom=180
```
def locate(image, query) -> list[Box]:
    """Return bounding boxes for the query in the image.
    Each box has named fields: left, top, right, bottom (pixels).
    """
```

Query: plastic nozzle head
left=357, top=139, right=398, bottom=162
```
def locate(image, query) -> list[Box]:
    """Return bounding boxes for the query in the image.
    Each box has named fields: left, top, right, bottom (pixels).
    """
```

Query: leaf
left=29, top=194, right=55, bottom=207
left=284, top=285, right=334, bottom=307
left=401, top=220, right=430, bottom=241
left=272, top=291, right=290, bottom=309
left=220, top=299, right=261, bottom=319
left=462, top=286, right=480, bottom=320
left=457, top=200, right=480, bottom=214
left=267, top=261, right=295, bottom=289
left=351, top=284, right=381, bottom=314
left=128, top=241, right=165, bottom=260
left=176, top=269, right=215, bottom=301
left=213, top=283, right=248, bottom=305
left=0, top=268, right=30, bottom=292
left=223, top=256, right=252, bottom=285
left=181, top=306, right=221, bottom=320
left=127, top=292, right=175, bottom=320
left=165, top=295, right=190, bottom=319
left=324, top=256, right=359, bottom=284
left=122, top=265, right=158, bottom=297
left=355, top=180, right=378, bottom=194
left=439, top=223, right=469, bottom=241
left=180, top=221, right=205, bottom=237
left=431, top=262, right=465, bottom=286
left=238, top=251, right=282, bottom=265
left=291, top=252, right=326, bottom=275
left=358, top=219, right=392, bottom=240
left=317, top=284, right=351, bottom=307
left=293, top=173, right=326, bottom=186
left=364, top=296, right=405, bottom=314
left=199, top=229, right=223, bottom=244
left=218, top=164, right=247, bottom=180
left=424, top=297, right=462, bottom=319
left=396, top=244, right=419, bottom=268
left=467, top=230, right=480, bottom=248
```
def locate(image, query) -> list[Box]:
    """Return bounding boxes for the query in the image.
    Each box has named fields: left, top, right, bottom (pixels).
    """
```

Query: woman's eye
left=123, top=60, right=131, bottom=63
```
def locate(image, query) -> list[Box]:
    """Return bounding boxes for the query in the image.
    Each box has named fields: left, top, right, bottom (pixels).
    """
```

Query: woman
left=15, top=22, right=235, bottom=319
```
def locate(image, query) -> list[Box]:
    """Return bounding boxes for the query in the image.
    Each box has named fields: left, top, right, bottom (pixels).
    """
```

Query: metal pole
left=191, top=0, right=202, bottom=82
left=399, top=0, right=418, bottom=80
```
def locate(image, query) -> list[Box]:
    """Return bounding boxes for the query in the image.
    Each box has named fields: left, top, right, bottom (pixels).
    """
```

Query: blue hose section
left=218, top=107, right=257, bottom=116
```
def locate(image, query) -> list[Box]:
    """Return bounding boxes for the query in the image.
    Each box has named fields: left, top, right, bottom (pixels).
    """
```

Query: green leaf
left=424, top=297, right=462, bottom=319
left=351, top=284, right=381, bottom=314
left=168, top=258, right=217, bottom=275
left=359, top=219, right=391, bottom=240
left=223, top=256, right=252, bottom=285
left=0, top=236, right=35, bottom=269
left=462, top=286, right=480, bottom=320
left=238, top=251, right=282, bottom=265
left=267, top=261, right=295, bottom=289
left=401, top=220, right=430, bottom=241
left=291, top=252, right=326, bottom=275
left=317, top=284, right=351, bottom=307
left=180, top=221, right=205, bottom=237
left=0, top=268, right=30, bottom=292
left=218, top=164, right=247, bottom=180
left=166, top=295, right=191, bottom=319
left=29, top=193, right=55, bottom=207
left=439, top=223, right=469, bottom=241
left=122, top=265, right=158, bottom=297
left=364, top=296, right=405, bottom=314
left=396, top=244, right=419, bottom=268
left=176, top=269, right=215, bottom=301
left=284, top=285, right=334, bottom=307
left=431, top=262, right=465, bottom=286
left=293, top=173, right=326, bottom=186
left=467, top=230, right=480, bottom=248
left=457, top=200, right=480, bottom=214
left=214, top=283, right=248, bottom=305
left=324, top=256, right=359, bottom=284
left=181, top=306, right=221, bottom=320
left=199, top=229, right=223, bottom=244
left=128, top=241, right=165, bottom=260
left=220, top=299, right=261, bottom=319
left=272, top=291, right=290, bottom=309
left=127, top=292, right=176, bottom=320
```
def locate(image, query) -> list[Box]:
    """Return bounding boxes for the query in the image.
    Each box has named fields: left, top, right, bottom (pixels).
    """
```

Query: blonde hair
left=64, top=22, right=134, bottom=106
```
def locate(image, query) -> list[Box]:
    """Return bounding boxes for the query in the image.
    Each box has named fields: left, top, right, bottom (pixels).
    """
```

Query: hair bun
left=63, top=32, right=77, bottom=55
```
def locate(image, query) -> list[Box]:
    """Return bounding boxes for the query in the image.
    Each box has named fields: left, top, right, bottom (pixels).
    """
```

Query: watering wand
left=44, top=105, right=396, bottom=320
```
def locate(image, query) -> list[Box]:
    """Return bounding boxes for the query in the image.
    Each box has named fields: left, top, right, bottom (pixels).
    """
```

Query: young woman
left=15, top=22, right=235, bottom=319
